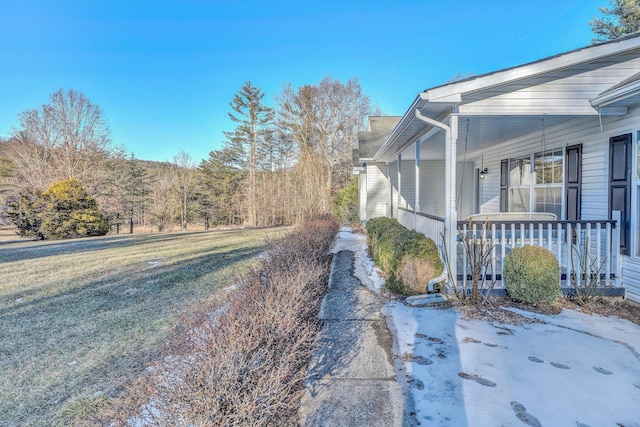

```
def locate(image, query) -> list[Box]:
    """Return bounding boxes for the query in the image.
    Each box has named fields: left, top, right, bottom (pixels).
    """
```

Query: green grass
left=0, top=227, right=289, bottom=426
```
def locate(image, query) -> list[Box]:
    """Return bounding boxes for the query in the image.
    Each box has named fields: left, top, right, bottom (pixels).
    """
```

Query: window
left=534, top=149, right=563, bottom=218
left=506, top=149, right=564, bottom=218
left=508, top=156, right=531, bottom=212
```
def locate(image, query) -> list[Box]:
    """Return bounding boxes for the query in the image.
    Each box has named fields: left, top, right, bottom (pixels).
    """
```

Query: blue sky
left=0, top=0, right=606, bottom=163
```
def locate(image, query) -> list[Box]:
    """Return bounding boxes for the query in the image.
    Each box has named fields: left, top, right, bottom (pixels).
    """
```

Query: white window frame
left=507, top=148, right=566, bottom=219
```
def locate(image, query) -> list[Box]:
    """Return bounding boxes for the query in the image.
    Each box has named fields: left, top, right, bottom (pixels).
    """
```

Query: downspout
left=414, top=109, right=457, bottom=291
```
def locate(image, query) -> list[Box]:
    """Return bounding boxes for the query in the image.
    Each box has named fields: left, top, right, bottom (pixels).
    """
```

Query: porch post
left=397, top=154, right=402, bottom=209
left=415, top=141, right=421, bottom=229
left=613, top=210, right=622, bottom=284
left=387, top=163, right=392, bottom=218
left=445, top=113, right=459, bottom=286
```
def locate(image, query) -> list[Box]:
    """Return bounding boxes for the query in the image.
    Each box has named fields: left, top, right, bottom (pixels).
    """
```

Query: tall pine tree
left=120, top=153, right=151, bottom=234
left=223, top=82, right=274, bottom=227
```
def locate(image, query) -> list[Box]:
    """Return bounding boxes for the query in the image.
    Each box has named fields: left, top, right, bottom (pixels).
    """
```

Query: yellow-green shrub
left=365, top=217, right=398, bottom=259
left=503, top=245, right=560, bottom=304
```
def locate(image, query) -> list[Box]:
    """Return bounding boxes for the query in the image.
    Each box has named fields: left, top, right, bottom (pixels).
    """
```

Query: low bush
left=106, top=214, right=339, bottom=426
left=331, top=179, right=359, bottom=225
left=365, top=216, right=399, bottom=259
left=366, top=218, right=443, bottom=295
left=503, top=245, right=560, bottom=304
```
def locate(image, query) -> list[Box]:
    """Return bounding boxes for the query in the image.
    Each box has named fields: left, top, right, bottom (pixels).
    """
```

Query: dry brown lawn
left=0, top=227, right=288, bottom=426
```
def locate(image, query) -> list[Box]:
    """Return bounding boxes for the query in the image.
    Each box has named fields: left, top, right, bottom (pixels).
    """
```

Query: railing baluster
left=557, top=222, right=562, bottom=275
left=606, top=222, right=611, bottom=283
left=528, top=223, right=533, bottom=246
left=566, top=222, right=572, bottom=284
left=547, top=223, right=553, bottom=252
left=520, top=224, right=525, bottom=247
left=491, top=223, right=496, bottom=285
left=596, top=223, right=602, bottom=278
left=500, top=223, right=506, bottom=287
left=462, top=223, right=468, bottom=289
left=576, top=223, right=583, bottom=287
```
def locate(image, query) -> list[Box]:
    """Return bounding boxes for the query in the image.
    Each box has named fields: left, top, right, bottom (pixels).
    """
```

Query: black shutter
left=609, top=134, right=632, bottom=256
left=500, top=159, right=508, bottom=212
left=565, top=144, right=582, bottom=221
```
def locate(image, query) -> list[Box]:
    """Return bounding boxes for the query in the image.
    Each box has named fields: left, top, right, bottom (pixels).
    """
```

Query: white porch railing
left=396, top=207, right=622, bottom=290
left=457, top=212, right=622, bottom=289
left=398, top=207, right=445, bottom=245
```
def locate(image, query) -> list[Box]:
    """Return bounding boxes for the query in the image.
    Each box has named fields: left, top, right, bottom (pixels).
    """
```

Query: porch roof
left=372, top=34, right=640, bottom=163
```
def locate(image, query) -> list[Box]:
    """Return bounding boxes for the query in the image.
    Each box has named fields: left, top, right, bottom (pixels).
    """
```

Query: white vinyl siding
left=399, top=160, right=415, bottom=210
left=389, top=161, right=399, bottom=219
left=358, top=171, right=367, bottom=221
left=419, top=160, right=445, bottom=217
left=366, top=162, right=389, bottom=220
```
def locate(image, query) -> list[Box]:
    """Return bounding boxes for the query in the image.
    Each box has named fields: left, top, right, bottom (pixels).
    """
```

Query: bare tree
left=314, top=77, right=371, bottom=190
left=172, top=150, right=197, bottom=231
left=7, top=89, right=121, bottom=195
left=149, top=165, right=176, bottom=232
left=278, top=77, right=370, bottom=192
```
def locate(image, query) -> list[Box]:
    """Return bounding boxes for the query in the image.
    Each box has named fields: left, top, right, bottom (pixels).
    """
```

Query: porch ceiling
left=398, top=115, right=571, bottom=161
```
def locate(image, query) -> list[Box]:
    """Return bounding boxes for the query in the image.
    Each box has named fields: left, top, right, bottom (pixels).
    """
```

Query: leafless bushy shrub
left=106, top=214, right=338, bottom=426
left=397, top=255, right=436, bottom=294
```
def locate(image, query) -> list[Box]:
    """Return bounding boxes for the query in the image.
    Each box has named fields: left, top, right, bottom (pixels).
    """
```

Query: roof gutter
left=590, top=79, right=640, bottom=107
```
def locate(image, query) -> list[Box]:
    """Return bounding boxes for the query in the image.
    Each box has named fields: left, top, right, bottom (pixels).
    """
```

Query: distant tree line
left=0, top=78, right=372, bottom=238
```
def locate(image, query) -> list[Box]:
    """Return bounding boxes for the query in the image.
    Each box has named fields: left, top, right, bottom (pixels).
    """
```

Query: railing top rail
left=457, top=219, right=617, bottom=228
left=398, top=207, right=445, bottom=222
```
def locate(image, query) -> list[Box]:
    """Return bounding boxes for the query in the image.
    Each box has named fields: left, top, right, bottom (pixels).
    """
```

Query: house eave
left=424, top=34, right=640, bottom=101
left=591, top=79, right=640, bottom=108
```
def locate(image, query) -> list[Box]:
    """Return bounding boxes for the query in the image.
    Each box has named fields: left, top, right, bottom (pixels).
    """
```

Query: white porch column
left=445, top=114, right=459, bottom=285
left=415, top=141, right=421, bottom=213
left=397, top=154, right=402, bottom=209
left=387, top=163, right=392, bottom=218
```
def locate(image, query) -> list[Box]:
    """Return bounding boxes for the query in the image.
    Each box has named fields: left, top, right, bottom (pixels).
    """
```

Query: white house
left=354, top=34, right=640, bottom=302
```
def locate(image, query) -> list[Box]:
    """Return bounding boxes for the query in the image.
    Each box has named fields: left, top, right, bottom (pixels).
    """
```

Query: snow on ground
left=331, top=227, right=385, bottom=294
left=336, top=228, right=640, bottom=427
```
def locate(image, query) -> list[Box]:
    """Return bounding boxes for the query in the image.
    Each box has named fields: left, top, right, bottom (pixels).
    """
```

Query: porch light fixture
left=479, top=167, right=488, bottom=179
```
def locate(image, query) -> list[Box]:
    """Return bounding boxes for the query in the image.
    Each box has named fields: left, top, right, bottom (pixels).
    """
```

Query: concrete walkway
left=298, top=250, right=406, bottom=426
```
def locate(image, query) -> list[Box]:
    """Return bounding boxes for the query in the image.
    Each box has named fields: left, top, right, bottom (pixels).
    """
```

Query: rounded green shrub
left=503, top=245, right=560, bottom=304
left=376, top=225, right=412, bottom=273
left=365, top=217, right=399, bottom=258
left=365, top=218, right=444, bottom=295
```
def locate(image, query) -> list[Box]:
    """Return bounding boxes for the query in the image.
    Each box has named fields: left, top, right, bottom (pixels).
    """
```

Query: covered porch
left=354, top=36, right=640, bottom=299
left=382, top=107, right=625, bottom=292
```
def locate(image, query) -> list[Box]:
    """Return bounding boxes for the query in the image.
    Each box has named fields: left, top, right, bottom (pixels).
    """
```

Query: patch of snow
left=330, top=226, right=367, bottom=254
left=384, top=301, right=640, bottom=426
left=330, top=227, right=384, bottom=294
